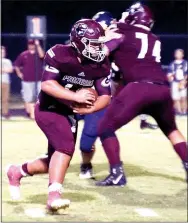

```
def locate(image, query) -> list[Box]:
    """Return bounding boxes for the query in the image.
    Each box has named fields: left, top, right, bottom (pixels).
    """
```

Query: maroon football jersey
left=39, top=44, right=111, bottom=110
left=113, top=23, right=166, bottom=84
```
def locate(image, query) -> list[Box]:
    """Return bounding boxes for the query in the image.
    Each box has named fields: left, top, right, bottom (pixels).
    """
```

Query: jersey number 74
left=136, top=32, right=161, bottom=63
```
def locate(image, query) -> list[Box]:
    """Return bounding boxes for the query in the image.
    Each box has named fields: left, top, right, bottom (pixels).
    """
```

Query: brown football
left=72, top=88, right=98, bottom=108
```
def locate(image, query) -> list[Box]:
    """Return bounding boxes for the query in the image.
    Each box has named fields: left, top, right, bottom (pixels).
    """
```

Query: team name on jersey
left=62, top=75, right=94, bottom=87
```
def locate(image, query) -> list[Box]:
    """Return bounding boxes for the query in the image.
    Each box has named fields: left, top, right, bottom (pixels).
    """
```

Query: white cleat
left=9, top=185, right=21, bottom=200
left=79, top=170, right=93, bottom=179
left=47, top=183, right=70, bottom=213
left=50, top=198, right=70, bottom=211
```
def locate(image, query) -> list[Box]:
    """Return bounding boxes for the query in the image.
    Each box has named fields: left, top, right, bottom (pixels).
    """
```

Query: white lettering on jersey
left=62, top=76, right=94, bottom=87
left=47, top=49, right=55, bottom=58
left=65, top=84, right=73, bottom=89
left=77, top=72, right=85, bottom=77
left=45, top=65, right=59, bottom=73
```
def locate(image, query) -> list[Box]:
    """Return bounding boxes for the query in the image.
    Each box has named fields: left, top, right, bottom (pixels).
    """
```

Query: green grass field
left=2, top=116, right=187, bottom=222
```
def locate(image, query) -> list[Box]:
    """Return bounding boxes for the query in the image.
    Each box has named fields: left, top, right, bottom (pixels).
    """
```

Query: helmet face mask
left=70, top=19, right=106, bottom=63
left=81, top=37, right=106, bottom=62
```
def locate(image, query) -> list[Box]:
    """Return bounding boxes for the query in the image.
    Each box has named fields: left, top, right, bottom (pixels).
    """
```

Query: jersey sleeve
left=14, top=53, right=23, bottom=67
left=42, top=45, right=62, bottom=82
left=94, top=75, right=111, bottom=96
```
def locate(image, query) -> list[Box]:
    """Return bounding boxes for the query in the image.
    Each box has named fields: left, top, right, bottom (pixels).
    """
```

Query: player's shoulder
left=116, top=22, right=136, bottom=33
left=47, top=44, right=74, bottom=59
left=45, top=44, right=76, bottom=66
left=150, top=32, right=160, bottom=41
left=20, top=50, right=29, bottom=57
left=3, top=58, right=11, bottom=63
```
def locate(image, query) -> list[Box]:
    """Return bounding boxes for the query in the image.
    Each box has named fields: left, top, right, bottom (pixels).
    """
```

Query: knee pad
left=80, top=133, right=97, bottom=153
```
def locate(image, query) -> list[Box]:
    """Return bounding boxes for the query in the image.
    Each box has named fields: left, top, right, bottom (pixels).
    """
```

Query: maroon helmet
left=70, top=19, right=106, bottom=62
left=120, top=2, right=154, bottom=29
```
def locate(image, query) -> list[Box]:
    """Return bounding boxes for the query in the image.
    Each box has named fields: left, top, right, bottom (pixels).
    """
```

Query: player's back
left=114, top=23, right=166, bottom=84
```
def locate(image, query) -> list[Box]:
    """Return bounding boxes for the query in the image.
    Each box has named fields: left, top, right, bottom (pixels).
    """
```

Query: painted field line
left=135, top=208, right=159, bottom=217
left=24, top=208, right=46, bottom=218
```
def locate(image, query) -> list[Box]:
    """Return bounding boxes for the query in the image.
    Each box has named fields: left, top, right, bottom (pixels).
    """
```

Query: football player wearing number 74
left=96, top=2, right=188, bottom=186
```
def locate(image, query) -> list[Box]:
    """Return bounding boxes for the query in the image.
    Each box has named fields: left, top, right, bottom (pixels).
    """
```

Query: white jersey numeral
left=135, top=32, right=148, bottom=59
left=135, top=32, right=161, bottom=62
left=152, top=40, right=161, bottom=62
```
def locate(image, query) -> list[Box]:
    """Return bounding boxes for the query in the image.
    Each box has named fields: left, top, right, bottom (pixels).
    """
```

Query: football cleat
left=140, top=120, right=158, bottom=130
left=47, top=183, right=70, bottom=213
left=96, top=163, right=127, bottom=186
left=47, top=192, right=70, bottom=213
left=79, top=163, right=93, bottom=179
left=6, top=165, right=23, bottom=200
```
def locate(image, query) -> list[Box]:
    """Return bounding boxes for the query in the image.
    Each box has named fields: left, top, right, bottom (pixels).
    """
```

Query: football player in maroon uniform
left=96, top=2, right=188, bottom=186
left=6, top=19, right=111, bottom=211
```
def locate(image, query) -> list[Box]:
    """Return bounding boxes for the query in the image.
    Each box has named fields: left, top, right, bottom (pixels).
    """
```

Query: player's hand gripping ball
left=73, top=88, right=98, bottom=108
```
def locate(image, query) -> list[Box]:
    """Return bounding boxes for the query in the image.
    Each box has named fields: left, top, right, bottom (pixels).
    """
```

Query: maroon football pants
left=98, top=82, right=177, bottom=136
left=35, top=104, right=78, bottom=158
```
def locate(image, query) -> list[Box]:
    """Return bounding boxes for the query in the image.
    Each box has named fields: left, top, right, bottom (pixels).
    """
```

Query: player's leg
left=20, top=143, right=55, bottom=176
left=22, top=81, right=35, bottom=119
left=35, top=106, right=77, bottom=211
left=28, top=82, right=36, bottom=119
left=79, top=110, right=106, bottom=179
left=180, top=88, right=187, bottom=115
left=171, top=82, right=181, bottom=114
left=6, top=144, right=54, bottom=200
left=151, top=89, right=188, bottom=182
left=140, top=114, right=158, bottom=130
left=1, top=83, right=10, bottom=119
left=97, top=83, right=145, bottom=186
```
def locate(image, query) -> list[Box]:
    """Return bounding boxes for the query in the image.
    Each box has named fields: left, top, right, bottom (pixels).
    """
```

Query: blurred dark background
left=1, top=0, right=188, bottom=93
left=2, top=0, right=187, bottom=33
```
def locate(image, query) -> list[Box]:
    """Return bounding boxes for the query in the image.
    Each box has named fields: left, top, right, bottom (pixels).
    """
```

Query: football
left=73, top=88, right=98, bottom=108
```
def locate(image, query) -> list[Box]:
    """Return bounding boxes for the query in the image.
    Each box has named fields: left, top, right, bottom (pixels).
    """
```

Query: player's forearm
left=104, top=35, right=125, bottom=55
left=15, top=67, right=23, bottom=77
left=36, top=45, right=45, bottom=58
left=92, top=95, right=111, bottom=112
left=41, top=80, right=77, bottom=101
left=167, top=73, right=174, bottom=82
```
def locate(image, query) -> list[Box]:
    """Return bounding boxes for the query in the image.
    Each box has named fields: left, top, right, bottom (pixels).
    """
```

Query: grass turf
left=1, top=116, right=187, bottom=222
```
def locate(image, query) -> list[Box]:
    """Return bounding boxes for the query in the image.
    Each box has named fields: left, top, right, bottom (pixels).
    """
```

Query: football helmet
left=70, top=19, right=106, bottom=62
left=92, top=11, right=115, bottom=30
left=120, top=2, right=154, bottom=29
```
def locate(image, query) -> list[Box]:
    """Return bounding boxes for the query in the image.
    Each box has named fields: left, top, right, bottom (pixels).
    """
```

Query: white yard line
left=24, top=208, right=46, bottom=218
left=135, top=208, right=159, bottom=217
